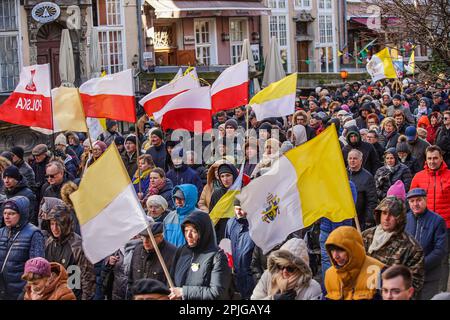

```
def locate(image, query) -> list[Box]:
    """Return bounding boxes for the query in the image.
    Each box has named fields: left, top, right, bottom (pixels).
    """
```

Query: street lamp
left=340, top=70, right=348, bottom=82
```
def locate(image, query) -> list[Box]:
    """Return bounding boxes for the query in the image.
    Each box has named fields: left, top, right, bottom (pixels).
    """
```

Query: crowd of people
left=0, top=76, right=450, bottom=300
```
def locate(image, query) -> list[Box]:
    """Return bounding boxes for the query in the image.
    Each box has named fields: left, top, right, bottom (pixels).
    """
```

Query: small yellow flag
left=152, top=79, right=157, bottom=92
left=338, top=50, right=344, bottom=57
left=51, top=87, right=88, bottom=132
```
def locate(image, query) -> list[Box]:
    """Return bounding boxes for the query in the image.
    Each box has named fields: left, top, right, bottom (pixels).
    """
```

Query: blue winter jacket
left=163, top=184, right=198, bottom=247
left=0, top=196, right=45, bottom=300
left=405, top=208, right=448, bottom=281
left=320, top=181, right=358, bottom=233
left=167, top=165, right=204, bottom=198
left=225, top=217, right=255, bottom=299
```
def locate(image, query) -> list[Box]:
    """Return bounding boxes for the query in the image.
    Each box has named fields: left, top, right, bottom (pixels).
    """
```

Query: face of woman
left=385, top=153, right=396, bottom=167
left=431, top=116, right=438, bottom=126
left=150, top=172, right=163, bottom=187
left=420, top=100, right=426, bottom=108
left=246, top=146, right=257, bottom=159
left=92, top=146, right=102, bottom=158
left=265, top=145, right=273, bottom=155
left=139, top=159, right=151, bottom=171
left=384, top=122, right=394, bottom=133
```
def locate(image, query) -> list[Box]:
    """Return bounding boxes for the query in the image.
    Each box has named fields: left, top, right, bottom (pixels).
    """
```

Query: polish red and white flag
left=0, top=64, right=52, bottom=129
left=139, top=68, right=200, bottom=115
left=80, top=69, right=136, bottom=123
left=153, top=86, right=212, bottom=132
left=211, top=60, right=248, bottom=114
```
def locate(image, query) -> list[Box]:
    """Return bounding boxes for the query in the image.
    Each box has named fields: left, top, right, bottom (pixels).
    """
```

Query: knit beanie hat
left=396, top=138, right=410, bottom=154
left=2, top=165, right=22, bottom=181
left=387, top=180, right=406, bottom=201
left=55, top=133, right=67, bottom=146
left=93, top=140, right=107, bottom=153
left=279, top=238, right=310, bottom=266
left=10, top=146, right=24, bottom=160
left=114, top=136, right=125, bottom=146
left=125, top=134, right=137, bottom=145
left=224, top=119, right=238, bottom=130
left=23, top=257, right=51, bottom=278
left=151, top=129, right=164, bottom=140
left=146, top=195, right=169, bottom=211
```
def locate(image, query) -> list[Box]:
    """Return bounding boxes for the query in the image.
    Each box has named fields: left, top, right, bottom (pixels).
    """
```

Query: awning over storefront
left=146, top=0, right=271, bottom=18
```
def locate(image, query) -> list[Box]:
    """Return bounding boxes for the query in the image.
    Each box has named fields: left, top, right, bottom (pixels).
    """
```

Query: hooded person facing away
left=169, top=210, right=231, bottom=300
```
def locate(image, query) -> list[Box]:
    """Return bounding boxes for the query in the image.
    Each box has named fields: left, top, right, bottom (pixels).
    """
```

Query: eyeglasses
left=276, top=264, right=295, bottom=273
left=45, top=173, right=60, bottom=179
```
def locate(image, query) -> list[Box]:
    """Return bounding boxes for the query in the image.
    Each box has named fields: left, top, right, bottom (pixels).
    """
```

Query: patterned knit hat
left=24, top=257, right=51, bottom=278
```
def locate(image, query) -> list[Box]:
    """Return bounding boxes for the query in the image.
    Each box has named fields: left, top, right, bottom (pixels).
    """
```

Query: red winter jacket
left=411, top=162, right=450, bottom=228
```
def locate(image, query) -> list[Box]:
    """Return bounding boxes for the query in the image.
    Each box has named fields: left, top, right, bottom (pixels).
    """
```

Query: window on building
left=295, top=0, right=311, bottom=8
left=0, top=0, right=19, bottom=92
left=269, top=0, right=287, bottom=9
left=320, top=47, right=334, bottom=73
left=269, top=15, right=289, bottom=71
left=318, top=14, right=333, bottom=44
left=318, top=0, right=332, bottom=10
left=94, top=0, right=124, bottom=74
left=195, top=19, right=217, bottom=66
left=230, top=18, right=248, bottom=65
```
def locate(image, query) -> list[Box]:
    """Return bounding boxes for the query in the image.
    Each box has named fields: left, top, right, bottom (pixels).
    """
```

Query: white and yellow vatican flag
left=70, top=144, right=148, bottom=263
left=366, top=48, right=397, bottom=82
left=237, top=125, right=356, bottom=254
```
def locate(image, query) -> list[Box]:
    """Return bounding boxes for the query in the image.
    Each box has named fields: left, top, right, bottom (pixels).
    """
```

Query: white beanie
left=280, top=238, right=309, bottom=265
left=55, top=133, right=67, bottom=146
left=146, top=195, right=168, bottom=211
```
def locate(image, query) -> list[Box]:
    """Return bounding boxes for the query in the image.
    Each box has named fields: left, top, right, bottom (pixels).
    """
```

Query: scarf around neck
left=368, top=225, right=394, bottom=254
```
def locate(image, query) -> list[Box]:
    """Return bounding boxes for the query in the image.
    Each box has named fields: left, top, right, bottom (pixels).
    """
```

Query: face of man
left=3, top=176, right=18, bottom=189
left=34, top=153, right=47, bottom=163
left=141, top=233, right=163, bottom=251
left=50, top=220, right=61, bottom=239
left=408, top=196, right=427, bottom=216
left=3, top=208, right=20, bottom=227
left=394, top=115, right=404, bottom=126
left=348, top=153, right=362, bottom=172
left=184, top=224, right=199, bottom=247
left=151, top=134, right=162, bottom=147
left=225, top=125, right=236, bottom=137
left=382, top=276, right=414, bottom=300
left=393, top=98, right=401, bottom=107
left=220, top=172, right=234, bottom=188
left=380, top=210, right=397, bottom=232
left=366, top=133, right=377, bottom=144
left=235, top=108, right=244, bottom=118
left=433, top=96, right=442, bottom=104
left=234, top=206, right=247, bottom=219
left=330, top=248, right=349, bottom=267
left=309, top=101, right=318, bottom=111
left=426, top=150, right=443, bottom=171
left=125, top=141, right=136, bottom=154
left=347, top=100, right=355, bottom=107
left=175, top=197, right=185, bottom=208
left=217, top=114, right=227, bottom=123
left=349, top=133, right=359, bottom=145
left=444, top=114, right=450, bottom=128
left=46, top=165, right=64, bottom=185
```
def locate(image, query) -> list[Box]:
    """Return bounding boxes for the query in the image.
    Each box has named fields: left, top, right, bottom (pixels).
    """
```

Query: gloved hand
left=273, top=289, right=296, bottom=300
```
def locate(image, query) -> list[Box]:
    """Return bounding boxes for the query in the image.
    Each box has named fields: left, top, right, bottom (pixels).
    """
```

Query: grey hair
left=348, top=149, right=363, bottom=160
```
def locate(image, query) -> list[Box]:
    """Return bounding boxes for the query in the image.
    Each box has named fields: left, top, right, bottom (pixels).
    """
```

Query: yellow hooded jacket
left=325, top=226, right=385, bottom=300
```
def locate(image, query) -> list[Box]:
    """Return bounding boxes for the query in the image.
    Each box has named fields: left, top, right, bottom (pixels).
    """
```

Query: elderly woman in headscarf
left=251, top=238, right=322, bottom=300
left=251, top=138, right=281, bottom=178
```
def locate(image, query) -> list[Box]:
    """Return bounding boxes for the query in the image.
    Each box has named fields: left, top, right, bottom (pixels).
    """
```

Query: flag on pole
left=211, top=60, right=248, bottom=114
left=209, top=163, right=245, bottom=225
left=70, top=144, right=148, bottom=263
left=366, top=48, right=397, bottom=82
left=153, top=86, right=212, bottom=132
left=237, top=125, right=356, bottom=254
left=405, top=50, right=415, bottom=75
left=52, top=87, right=88, bottom=133
left=249, top=73, right=297, bottom=121
left=151, top=79, right=157, bottom=92
left=80, top=69, right=136, bottom=123
left=0, top=64, right=52, bottom=129
left=139, top=68, right=200, bottom=115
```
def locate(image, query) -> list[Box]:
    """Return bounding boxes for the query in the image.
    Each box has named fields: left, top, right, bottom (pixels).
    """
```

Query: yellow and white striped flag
left=70, top=144, right=148, bottom=263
